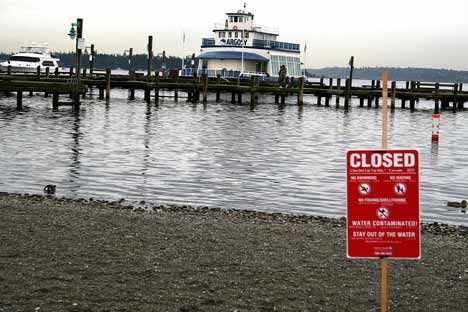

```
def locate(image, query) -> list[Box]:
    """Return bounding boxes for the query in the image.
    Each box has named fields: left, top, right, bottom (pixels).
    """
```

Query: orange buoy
left=432, top=113, right=440, bottom=141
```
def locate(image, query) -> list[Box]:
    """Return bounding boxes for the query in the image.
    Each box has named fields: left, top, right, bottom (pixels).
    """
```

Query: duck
left=43, top=184, right=56, bottom=195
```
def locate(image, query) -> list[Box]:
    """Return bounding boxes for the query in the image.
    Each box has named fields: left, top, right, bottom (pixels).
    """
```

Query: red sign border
left=346, top=148, right=421, bottom=260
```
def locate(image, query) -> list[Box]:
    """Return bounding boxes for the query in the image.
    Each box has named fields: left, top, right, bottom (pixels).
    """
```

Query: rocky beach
left=0, top=193, right=467, bottom=311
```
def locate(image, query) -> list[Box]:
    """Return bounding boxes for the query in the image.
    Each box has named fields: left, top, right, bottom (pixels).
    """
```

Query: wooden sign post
left=381, top=71, right=389, bottom=312
left=346, top=71, right=421, bottom=311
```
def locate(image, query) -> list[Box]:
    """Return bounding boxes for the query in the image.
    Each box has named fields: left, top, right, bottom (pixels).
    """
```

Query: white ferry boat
left=0, top=44, right=59, bottom=73
left=182, top=7, right=302, bottom=79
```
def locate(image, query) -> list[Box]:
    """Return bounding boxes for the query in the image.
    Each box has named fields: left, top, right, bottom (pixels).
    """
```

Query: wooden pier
left=0, top=66, right=466, bottom=114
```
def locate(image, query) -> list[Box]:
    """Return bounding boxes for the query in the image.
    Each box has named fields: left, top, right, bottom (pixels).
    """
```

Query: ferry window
left=235, top=31, right=238, bottom=38
left=9, top=56, right=40, bottom=62
left=228, top=32, right=232, bottom=38
left=234, top=16, right=238, bottom=22
left=245, top=31, right=249, bottom=38
left=230, top=17, right=233, bottom=22
left=239, top=17, right=243, bottom=22
left=42, top=61, right=54, bottom=67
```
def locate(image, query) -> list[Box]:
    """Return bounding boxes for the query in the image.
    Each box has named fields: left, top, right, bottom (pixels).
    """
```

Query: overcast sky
left=1, top=0, right=467, bottom=69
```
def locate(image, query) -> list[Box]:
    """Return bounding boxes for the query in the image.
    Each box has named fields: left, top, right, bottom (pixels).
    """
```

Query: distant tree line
left=306, top=67, right=468, bottom=83
left=1, top=51, right=468, bottom=82
left=0, top=52, right=189, bottom=71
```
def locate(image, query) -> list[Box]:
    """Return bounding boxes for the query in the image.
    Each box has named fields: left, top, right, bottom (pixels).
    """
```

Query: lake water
left=1, top=82, right=467, bottom=225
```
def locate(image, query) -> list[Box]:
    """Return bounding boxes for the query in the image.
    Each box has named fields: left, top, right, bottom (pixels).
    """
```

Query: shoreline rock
left=1, top=191, right=466, bottom=237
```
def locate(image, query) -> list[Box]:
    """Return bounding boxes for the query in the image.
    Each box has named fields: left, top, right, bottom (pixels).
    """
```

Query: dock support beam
left=16, top=91, right=23, bottom=110
left=335, top=78, right=341, bottom=108
left=215, top=74, right=221, bottom=103
left=105, top=68, right=111, bottom=100
left=52, top=93, right=59, bottom=110
left=202, top=74, right=208, bottom=103
left=375, top=80, right=380, bottom=108
left=250, top=76, right=257, bottom=106
left=359, top=97, right=364, bottom=107
left=453, top=84, right=458, bottom=113
left=237, top=92, right=242, bottom=104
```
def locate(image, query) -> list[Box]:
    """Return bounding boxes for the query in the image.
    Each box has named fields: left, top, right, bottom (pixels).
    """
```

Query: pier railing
left=1, top=69, right=466, bottom=114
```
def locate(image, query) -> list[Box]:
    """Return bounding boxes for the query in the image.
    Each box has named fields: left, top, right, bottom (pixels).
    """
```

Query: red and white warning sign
left=346, top=149, right=420, bottom=259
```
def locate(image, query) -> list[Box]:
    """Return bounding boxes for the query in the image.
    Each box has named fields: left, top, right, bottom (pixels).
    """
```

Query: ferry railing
left=252, top=39, right=300, bottom=51
left=213, top=23, right=226, bottom=29
left=201, top=38, right=299, bottom=52
left=213, top=23, right=279, bottom=35
left=251, top=24, right=279, bottom=35
left=180, top=68, right=267, bottom=79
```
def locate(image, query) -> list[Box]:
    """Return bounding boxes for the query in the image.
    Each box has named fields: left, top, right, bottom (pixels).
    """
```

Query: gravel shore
left=0, top=193, right=467, bottom=311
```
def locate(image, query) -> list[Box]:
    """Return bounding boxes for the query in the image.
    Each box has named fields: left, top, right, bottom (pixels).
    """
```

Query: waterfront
left=0, top=85, right=467, bottom=225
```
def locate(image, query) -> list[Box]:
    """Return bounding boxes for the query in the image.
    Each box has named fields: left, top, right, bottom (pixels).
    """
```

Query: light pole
left=68, top=18, right=83, bottom=109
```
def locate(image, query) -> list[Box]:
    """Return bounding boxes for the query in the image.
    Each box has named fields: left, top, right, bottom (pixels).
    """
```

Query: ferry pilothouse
left=182, top=7, right=302, bottom=79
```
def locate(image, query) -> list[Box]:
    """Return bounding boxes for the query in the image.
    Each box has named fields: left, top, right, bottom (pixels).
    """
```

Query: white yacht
left=0, top=44, right=60, bottom=73
left=182, top=7, right=302, bottom=79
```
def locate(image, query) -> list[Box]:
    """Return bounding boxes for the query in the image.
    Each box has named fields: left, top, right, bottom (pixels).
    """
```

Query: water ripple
left=1, top=83, right=467, bottom=225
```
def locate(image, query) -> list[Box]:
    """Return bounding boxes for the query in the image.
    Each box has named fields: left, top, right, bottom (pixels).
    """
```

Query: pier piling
left=375, top=80, right=381, bottom=108
left=391, top=81, right=396, bottom=109
left=297, top=77, right=304, bottom=105
left=409, top=81, right=416, bottom=111
left=344, top=78, right=350, bottom=110
left=325, top=79, right=332, bottom=107
left=89, top=44, right=95, bottom=75
left=155, top=72, right=160, bottom=104
left=452, top=84, right=458, bottom=113
left=147, top=36, right=153, bottom=79
left=434, top=83, right=440, bottom=114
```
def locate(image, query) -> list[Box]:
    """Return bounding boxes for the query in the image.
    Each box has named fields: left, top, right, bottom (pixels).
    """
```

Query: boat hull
left=0, top=64, right=57, bottom=73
